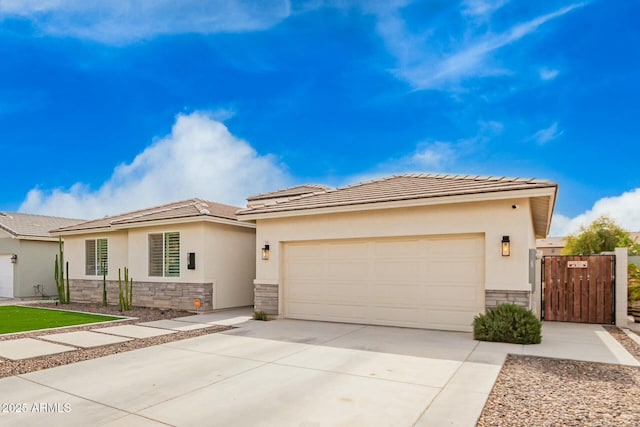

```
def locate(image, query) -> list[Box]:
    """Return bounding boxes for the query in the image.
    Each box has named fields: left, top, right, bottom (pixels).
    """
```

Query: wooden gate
left=542, top=255, right=615, bottom=324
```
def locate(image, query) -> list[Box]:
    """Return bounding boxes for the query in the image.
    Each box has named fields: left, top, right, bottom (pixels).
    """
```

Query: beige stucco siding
left=128, top=223, right=206, bottom=283
left=0, top=236, right=69, bottom=298
left=65, top=231, right=129, bottom=281
left=15, top=240, right=60, bottom=297
left=202, top=223, right=256, bottom=309
left=63, top=220, right=255, bottom=309
left=255, top=198, right=535, bottom=294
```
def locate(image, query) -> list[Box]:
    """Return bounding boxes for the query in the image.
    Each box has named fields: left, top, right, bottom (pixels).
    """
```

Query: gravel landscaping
left=0, top=302, right=231, bottom=379
left=478, top=326, right=640, bottom=427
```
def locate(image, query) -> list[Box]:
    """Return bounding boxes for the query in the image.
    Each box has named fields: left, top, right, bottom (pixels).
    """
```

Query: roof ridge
left=247, top=184, right=332, bottom=200
left=114, top=198, right=204, bottom=223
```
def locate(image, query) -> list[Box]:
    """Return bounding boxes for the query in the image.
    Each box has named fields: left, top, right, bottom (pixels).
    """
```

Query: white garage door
left=0, top=255, right=14, bottom=298
left=283, top=234, right=485, bottom=332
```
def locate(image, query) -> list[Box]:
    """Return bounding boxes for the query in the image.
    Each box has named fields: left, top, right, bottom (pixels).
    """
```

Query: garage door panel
left=425, top=310, right=477, bottom=331
left=324, top=282, right=368, bottom=300
left=424, top=287, right=482, bottom=307
left=329, top=242, right=369, bottom=258
left=283, top=234, right=484, bottom=332
left=285, top=260, right=326, bottom=279
left=288, top=302, right=368, bottom=322
left=374, top=240, right=421, bottom=257
left=426, top=238, right=484, bottom=258
left=370, top=305, right=424, bottom=327
left=370, top=283, right=424, bottom=303
left=373, top=260, right=422, bottom=280
left=425, top=262, right=482, bottom=282
left=326, top=261, right=369, bottom=280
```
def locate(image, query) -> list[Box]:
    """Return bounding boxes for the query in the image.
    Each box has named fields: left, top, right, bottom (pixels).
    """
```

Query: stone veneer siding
left=70, top=279, right=213, bottom=311
left=255, top=283, right=278, bottom=315
left=485, top=290, right=531, bottom=311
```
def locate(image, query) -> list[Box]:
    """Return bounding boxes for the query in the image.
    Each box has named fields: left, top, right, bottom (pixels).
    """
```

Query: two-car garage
left=282, top=234, right=485, bottom=332
left=241, top=174, right=558, bottom=333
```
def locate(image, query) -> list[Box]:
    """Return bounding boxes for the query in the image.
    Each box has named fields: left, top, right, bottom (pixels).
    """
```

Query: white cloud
left=539, top=67, right=559, bottom=80
left=550, top=188, right=640, bottom=236
left=531, top=122, right=564, bottom=145
left=19, top=112, right=291, bottom=218
left=411, top=142, right=456, bottom=169
left=462, top=0, right=509, bottom=18
left=0, top=0, right=291, bottom=44
left=373, top=2, right=585, bottom=90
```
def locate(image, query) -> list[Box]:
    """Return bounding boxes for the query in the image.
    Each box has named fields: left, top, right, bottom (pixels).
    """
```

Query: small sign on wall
left=567, top=261, right=588, bottom=268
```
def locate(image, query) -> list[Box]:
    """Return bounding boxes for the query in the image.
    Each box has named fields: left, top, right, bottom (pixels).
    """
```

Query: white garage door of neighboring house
left=0, top=255, right=14, bottom=298
left=283, top=234, right=485, bottom=332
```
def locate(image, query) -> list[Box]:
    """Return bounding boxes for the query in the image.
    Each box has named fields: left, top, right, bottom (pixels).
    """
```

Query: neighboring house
left=238, top=174, right=558, bottom=332
left=536, top=236, right=567, bottom=256
left=0, top=212, right=84, bottom=298
left=536, top=232, right=640, bottom=256
left=51, top=199, right=256, bottom=311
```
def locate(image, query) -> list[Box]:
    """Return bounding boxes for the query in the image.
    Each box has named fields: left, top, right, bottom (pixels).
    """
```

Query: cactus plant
left=54, top=237, right=69, bottom=304
left=118, top=267, right=133, bottom=311
left=102, top=268, right=108, bottom=307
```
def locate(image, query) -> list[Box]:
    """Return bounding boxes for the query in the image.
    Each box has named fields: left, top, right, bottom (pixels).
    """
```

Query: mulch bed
left=0, top=302, right=231, bottom=379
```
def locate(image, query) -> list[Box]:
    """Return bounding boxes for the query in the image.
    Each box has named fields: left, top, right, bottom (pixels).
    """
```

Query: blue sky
left=1, top=0, right=638, bottom=235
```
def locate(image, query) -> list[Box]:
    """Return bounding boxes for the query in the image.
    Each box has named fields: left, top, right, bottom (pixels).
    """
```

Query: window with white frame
left=85, top=238, right=108, bottom=276
left=148, top=232, right=180, bottom=277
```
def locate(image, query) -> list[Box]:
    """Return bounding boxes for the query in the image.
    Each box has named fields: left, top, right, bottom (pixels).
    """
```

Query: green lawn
left=0, top=306, right=123, bottom=334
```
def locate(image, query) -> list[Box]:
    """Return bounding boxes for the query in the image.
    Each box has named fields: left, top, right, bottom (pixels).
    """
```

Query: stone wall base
left=70, top=279, right=213, bottom=311
left=255, top=283, right=278, bottom=315
left=485, top=290, right=531, bottom=311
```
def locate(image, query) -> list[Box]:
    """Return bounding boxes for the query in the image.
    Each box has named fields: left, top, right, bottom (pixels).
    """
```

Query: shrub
left=253, top=310, right=269, bottom=321
left=473, top=303, right=541, bottom=344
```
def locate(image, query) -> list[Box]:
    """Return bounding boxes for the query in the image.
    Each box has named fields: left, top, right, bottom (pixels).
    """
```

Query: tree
left=562, top=216, right=640, bottom=256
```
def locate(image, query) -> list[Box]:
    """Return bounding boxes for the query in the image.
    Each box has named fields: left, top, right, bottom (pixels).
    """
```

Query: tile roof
left=53, top=198, right=243, bottom=233
left=0, top=212, right=84, bottom=239
left=238, top=174, right=558, bottom=216
left=247, top=185, right=331, bottom=202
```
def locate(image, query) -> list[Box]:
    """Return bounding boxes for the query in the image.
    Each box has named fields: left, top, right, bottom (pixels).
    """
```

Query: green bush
left=253, top=310, right=269, bottom=321
left=473, top=303, right=541, bottom=344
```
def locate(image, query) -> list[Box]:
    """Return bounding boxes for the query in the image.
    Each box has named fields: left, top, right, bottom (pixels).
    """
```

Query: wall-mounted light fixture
left=261, top=244, right=270, bottom=261
left=501, top=236, right=511, bottom=257
left=10, top=254, right=17, bottom=263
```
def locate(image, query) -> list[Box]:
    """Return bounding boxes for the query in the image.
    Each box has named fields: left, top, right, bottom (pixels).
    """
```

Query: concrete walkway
left=0, top=313, right=637, bottom=427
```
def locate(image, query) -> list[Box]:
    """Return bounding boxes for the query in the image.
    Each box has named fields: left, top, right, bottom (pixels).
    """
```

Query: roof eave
left=237, top=186, right=558, bottom=221
left=110, top=215, right=255, bottom=230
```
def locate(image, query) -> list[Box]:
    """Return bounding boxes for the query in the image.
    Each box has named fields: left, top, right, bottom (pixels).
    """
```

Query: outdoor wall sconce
left=261, top=244, right=270, bottom=261
left=502, top=236, right=511, bottom=257
left=10, top=254, right=17, bottom=263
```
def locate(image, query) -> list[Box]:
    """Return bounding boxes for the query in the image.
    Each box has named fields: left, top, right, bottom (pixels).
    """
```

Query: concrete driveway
left=0, top=309, right=636, bottom=427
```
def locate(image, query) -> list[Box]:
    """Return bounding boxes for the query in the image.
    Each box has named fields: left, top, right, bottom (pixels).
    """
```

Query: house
left=51, top=199, right=255, bottom=311
left=537, top=232, right=640, bottom=255
left=237, top=174, right=558, bottom=332
left=536, top=236, right=567, bottom=256
left=0, top=212, right=84, bottom=298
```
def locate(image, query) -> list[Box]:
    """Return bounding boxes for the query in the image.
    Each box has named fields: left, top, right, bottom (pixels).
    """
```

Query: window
left=149, top=232, right=180, bottom=277
left=85, top=238, right=108, bottom=275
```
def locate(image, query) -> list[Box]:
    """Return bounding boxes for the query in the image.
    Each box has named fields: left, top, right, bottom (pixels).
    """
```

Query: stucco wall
left=65, top=230, right=129, bottom=281
left=15, top=240, right=61, bottom=297
left=0, top=236, right=63, bottom=298
left=202, top=223, right=256, bottom=309
left=63, top=220, right=255, bottom=309
left=254, top=198, right=536, bottom=296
